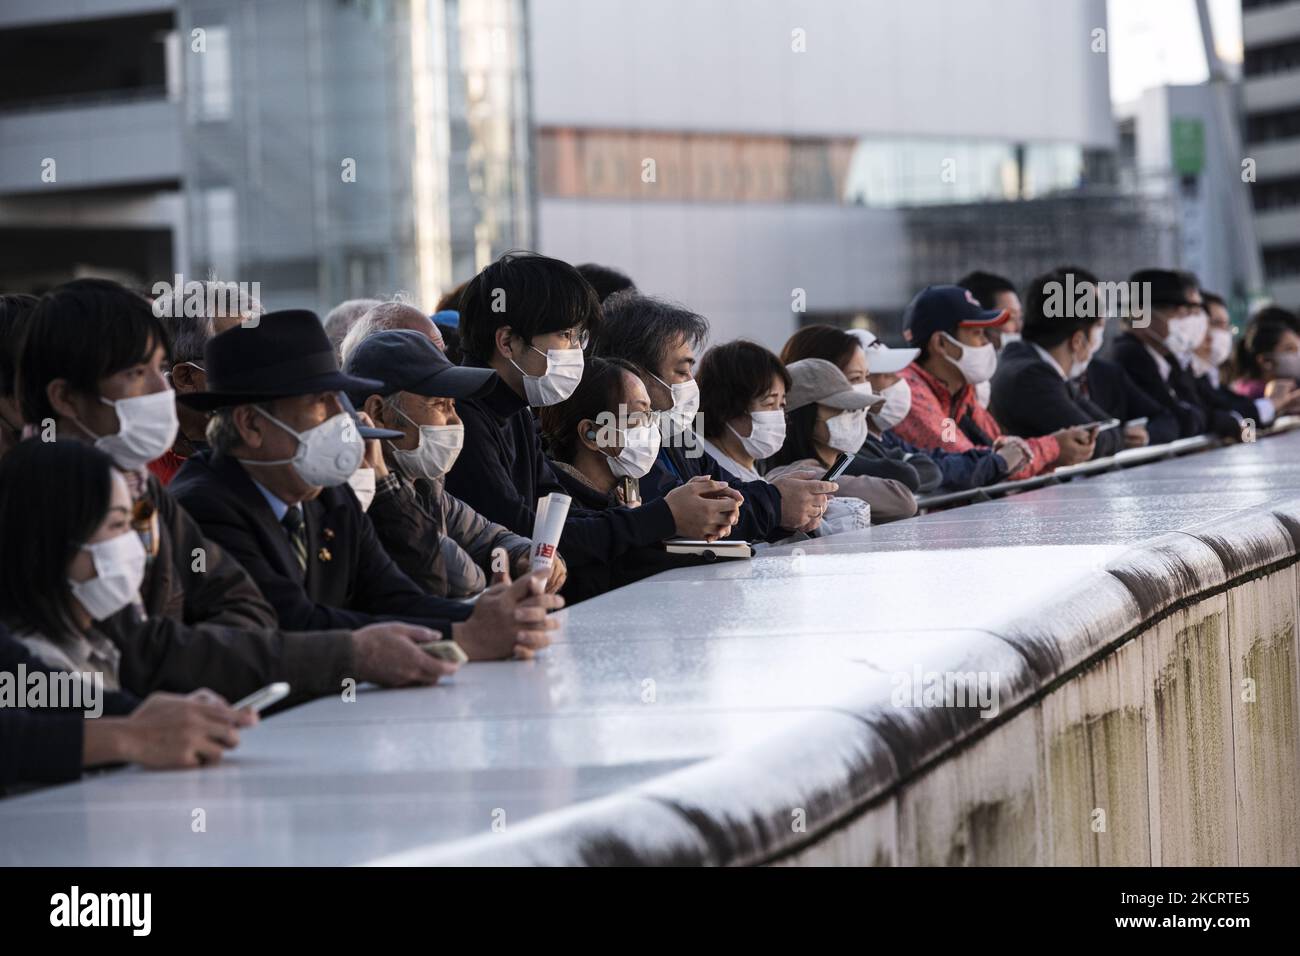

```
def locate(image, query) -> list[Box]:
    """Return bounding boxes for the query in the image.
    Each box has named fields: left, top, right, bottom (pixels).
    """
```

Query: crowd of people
left=2, top=252, right=1298, bottom=790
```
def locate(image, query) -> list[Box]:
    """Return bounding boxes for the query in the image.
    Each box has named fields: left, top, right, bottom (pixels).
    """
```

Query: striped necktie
left=281, top=506, right=307, bottom=572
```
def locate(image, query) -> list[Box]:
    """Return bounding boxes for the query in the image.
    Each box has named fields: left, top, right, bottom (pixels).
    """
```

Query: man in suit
left=991, top=267, right=1149, bottom=459
left=16, top=279, right=456, bottom=703
left=1108, top=269, right=1215, bottom=439
left=171, top=309, right=560, bottom=662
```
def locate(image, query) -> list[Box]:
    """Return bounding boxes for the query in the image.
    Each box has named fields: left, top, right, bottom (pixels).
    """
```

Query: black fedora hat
left=179, top=309, right=384, bottom=412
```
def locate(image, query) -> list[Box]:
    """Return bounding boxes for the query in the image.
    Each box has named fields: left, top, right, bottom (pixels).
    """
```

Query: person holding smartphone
left=989, top=268, right=1134, bottom=459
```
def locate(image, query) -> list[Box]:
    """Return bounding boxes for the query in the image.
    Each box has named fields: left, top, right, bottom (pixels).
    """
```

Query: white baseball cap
left=848, top=329, right=920, bottom=374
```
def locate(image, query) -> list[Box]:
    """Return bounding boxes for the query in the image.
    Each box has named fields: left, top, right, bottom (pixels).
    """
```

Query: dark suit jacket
left=1193, top=371, right=1266, bottom=431
left=1079, top=357, right=1181, bottom=446
left=989, top=340, right=1123, bottom=459
left=95, top=474, right=355, bottom=704
left=1108, top=333, right=1211, bottom=438
left=1, top=627, right=138, bottom=789
left=171, top=451, right=471, bottom=635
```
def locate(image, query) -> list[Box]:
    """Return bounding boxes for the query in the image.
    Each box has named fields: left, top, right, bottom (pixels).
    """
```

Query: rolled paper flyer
left=530, top=492, right=571, bottom=573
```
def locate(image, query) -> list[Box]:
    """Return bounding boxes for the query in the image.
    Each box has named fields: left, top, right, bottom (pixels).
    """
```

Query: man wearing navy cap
left=171, top=310, right=561, bottom=664
left=345, top=329, right=565, bottom=599
left=892, top=285, right=1095, bottom=477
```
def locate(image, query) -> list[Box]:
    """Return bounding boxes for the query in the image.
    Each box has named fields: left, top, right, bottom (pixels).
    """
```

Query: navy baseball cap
left=343, top=329, right=496, bottom=404
left=902, top=285, right=1009, bottom=346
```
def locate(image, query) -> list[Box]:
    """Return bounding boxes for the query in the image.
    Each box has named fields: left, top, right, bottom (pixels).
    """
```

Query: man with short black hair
left=893, top=285, right=1095, bottom=476
left=1108, top=268, right=1219, bottom=438
left=991, top=268, right=1149, bottom=458
left=446, top=252, right=746, bottom=580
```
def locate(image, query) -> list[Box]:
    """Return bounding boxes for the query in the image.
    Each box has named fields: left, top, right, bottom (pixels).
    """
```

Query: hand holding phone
left=232, top=682, right=291, bottom=714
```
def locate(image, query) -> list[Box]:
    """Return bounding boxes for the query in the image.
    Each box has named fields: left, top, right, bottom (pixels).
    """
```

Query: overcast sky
left=1108, top=0, right=1243, bottom=105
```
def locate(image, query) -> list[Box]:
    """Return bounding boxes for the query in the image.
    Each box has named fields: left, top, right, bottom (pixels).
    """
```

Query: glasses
left=555, top=328, right=590, bottom=350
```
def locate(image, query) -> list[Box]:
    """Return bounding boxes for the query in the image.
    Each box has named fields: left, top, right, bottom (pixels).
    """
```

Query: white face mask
left=825, top=407, right=868, bottom=454
left=940, top=332, right=998, bottom=386
left=871, top=379, right=912, bottom=431
left=244, top=408, right=363, bottom=488
left=728, top=409, right=786, bottom=461
left=347, top=466, right=376, bottom=511
left=1208, top=327, right=1233, bottom=367
left=605, top=422, right=662, bottom=479
left=1272, top=351, right=1300, bottom=379
left=512, top=345, right=584, bottom=407
left=83, top=389, right=179, bottom=471
left=1165, top=311, right=1208, bottom=355
left=68, top=530, right=146, bottom=622
left=1069, top=325, right=1105, bottom=380
left=389, top=409, right=465, bottom=481
left=651, top=373, right=700, bottom=436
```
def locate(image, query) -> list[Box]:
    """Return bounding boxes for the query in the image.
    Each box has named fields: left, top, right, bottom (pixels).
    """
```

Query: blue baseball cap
left=432, top=309, right=460, bottom=329
left=902, top=285, right=1009, bottom=346
left=343, top=329, right=496, bottom=404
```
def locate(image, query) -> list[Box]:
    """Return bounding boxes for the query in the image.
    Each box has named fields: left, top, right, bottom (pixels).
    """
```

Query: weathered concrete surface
left=897, top=708, right=1046, bottom=866
left=1041, top=639, right=1150, bottom=865
left=3, top=432, right=1300, bottom=865
left=1142, top=597, right=1239, bottom=866
left=1226, top=569, right=1300, bottom=865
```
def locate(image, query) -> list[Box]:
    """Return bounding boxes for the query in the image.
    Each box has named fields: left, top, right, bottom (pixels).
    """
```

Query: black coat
left=1108, top=332, right=1218, bottom=438
left=444, top=368, right=680, bottom=565
left=1078, top=357, right=1182, bottom=447
left=0, top=627, right=138, bottom=790
left=548, top=463, right=710, bottom=603
left=96, top=475, right=356, bottom=704
left=171, top=451, right=471, bottom=635
left=990, top=340, right=1122, bottom=458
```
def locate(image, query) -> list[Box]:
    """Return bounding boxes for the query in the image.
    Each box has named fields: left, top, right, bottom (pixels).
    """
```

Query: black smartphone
left=822, top=452, right=853, bottom=482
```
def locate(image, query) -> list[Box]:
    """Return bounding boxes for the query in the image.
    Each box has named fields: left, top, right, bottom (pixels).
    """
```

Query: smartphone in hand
left=821, top=453, right=853, bottom=482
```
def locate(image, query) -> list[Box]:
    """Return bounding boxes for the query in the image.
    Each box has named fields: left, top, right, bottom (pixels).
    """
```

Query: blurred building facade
left=1242, top=0, right=1300, bottom=310
left=0, top=0, right=533, bottom=313
left=530, top=0, right=1123, bottom=346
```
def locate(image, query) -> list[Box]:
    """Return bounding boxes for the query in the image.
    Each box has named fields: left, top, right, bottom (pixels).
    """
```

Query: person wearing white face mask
left=173, top=308, right=562, bottom=664
left=790, top=325, right=1012, bottom=494
left=540, top=356, right=726, bottom=601
left=779, top=327, right=944, bottom=498
left=0, top=439, right=262, bottom=781
left=599, top=292, right=837, bottom=539
left=1111, top=269, right=1247, bottom=441
left=447, top=255, right=750, bottom=590
left=17, top=278, right=451, bottom=704
left=959, top=272, right=1025, bottom=409
left=765, top=357, right=921, bottom=524
left=345, top=329, right=558, bottom=600
left=893, top=284, right=1094, bottom=476
left=990, top=268, right=1147, bottom=460
left=694, top=340, right=881, bottom=534
left=1185, top=291, right=1282, bottom=431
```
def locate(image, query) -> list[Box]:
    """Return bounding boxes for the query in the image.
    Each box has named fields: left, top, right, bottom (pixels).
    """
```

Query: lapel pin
left=323, top=528, right=335, bottom=541
left=318, top=547, right=332, bottom=562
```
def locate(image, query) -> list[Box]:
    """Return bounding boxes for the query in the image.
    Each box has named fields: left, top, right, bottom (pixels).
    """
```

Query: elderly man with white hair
left=324, top=298, right=381, bottom=359
left=339, top=300, right=445, bottom=366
